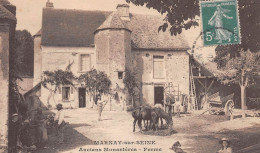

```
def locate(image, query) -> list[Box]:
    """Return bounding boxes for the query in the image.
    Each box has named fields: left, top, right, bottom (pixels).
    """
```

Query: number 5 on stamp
left=200, top=0, right=241, bottom=46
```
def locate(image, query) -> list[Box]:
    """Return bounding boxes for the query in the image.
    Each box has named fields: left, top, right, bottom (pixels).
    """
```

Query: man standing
left=97, top=94, right=106, bottom=121
left=54, top=104, right=65, bottom=144
left=174, top=99, right=181, bottom=117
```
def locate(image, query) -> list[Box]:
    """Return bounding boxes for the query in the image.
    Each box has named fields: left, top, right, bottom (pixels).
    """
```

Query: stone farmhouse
left=33, top=1, right=190, bottom=110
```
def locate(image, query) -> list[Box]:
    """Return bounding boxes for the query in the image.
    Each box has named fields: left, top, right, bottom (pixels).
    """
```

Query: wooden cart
left=208, top=93, right=235, bottom=116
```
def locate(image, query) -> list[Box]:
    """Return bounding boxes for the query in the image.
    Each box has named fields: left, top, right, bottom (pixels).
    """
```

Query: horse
left=151, top=107, right=173, bottom=131
left=153, top=103, right=164, bottom=128
left=132, top=105, right=153, bottom=132
left=132, top=107, right=141, bottom=132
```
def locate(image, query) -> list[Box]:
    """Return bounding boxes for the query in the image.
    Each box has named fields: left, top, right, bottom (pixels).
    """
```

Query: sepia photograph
left=0, top=0, right=259, bottom=152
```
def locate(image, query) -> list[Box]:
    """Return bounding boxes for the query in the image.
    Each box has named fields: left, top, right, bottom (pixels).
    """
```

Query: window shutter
left=81, top=54, right=91, bottom=71
left=153, top=56, right=164, bottom=78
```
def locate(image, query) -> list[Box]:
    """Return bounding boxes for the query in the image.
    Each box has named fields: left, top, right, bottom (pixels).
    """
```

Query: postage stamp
left=200, top=0, right=241, bottom=46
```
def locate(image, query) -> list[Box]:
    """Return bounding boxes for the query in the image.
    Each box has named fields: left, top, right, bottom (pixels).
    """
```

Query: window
left=62, top=87, right=70, bottom=101
left=80, top=54, right=91, bottom=72
left=153, top=56, right=164, bottom=79
left=118, top=72, right=123, bottom=79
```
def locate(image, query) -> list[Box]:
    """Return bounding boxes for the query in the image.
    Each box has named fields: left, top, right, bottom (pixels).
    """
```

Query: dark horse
left=151, top=107, right=173, bottom=131
left=132, top=106, right=173, bottom=132
left=132, top=106, right=153, bottom=132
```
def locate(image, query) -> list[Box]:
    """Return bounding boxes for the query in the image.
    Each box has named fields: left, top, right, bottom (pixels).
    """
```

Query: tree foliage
left=41, top=63, right=76, bottom=93
left=123, top=68, right=139, bottom=105
left=14, top=30, right=34, bottom=76
left=9, top=30, right=33, bottom=116
left=78, top=69, right=111, bottom=95
left=126, top=0, right=199, bottom=35
left=217, top=50, right=260, bottom=110
left=123, top=69, right=138, bottom=97
left=217, top=50, right=260, bottom=86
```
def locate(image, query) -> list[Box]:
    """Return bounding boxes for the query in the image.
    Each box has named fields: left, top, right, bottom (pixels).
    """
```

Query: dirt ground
left=34, top=108, right=260, bottom=153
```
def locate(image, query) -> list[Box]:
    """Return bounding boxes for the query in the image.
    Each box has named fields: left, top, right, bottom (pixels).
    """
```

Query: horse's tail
left=132, top=109, right=138, bottom=119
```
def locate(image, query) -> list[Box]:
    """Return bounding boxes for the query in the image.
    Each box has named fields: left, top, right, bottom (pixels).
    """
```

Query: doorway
left=78, top=88, right=86, bottom=108
left=154, top=86, right=164, bottom=105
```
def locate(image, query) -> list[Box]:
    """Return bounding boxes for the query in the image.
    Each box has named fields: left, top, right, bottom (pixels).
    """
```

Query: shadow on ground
left=32, top=109, right=94, bottom=153
left=184, top=120, right=260, bottom=153
left=35, top=123, right=94, bottom=153
left=221, top=123, right=260, bottom=152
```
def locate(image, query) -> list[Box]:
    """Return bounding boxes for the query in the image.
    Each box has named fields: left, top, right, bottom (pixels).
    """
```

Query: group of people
left=163, top=96, right=183, bottom=117
left=170, top=138, right=232, bottom=153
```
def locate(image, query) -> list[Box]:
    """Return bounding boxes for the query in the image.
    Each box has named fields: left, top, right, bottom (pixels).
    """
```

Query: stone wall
left=132, top=50, right=189, bottom=106
left=40, top=46, right=95, bottom=108
left=95, top=29, right=131, bottom=110
left=0, top=24, right=9, bottom=148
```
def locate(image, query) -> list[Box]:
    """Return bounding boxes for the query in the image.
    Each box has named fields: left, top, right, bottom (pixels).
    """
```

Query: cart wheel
left=225, top=100, right=234, bottom=116
left=208, top=103, right=214, bottom=115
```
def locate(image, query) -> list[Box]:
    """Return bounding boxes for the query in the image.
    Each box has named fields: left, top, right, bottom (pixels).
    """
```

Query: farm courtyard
left=37, top=109, right=260, bottom=153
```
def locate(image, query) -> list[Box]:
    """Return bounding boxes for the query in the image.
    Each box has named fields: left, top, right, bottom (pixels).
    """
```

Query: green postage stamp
left=200, top=0, right=241, bottom=46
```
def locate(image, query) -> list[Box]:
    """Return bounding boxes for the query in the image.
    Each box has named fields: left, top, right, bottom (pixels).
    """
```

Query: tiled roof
left=127, top=14, right=189, bottom=50
left=41, top=8, right=111, bottom=46
left=95, top=12, right=130, bottom=33
left=0, top=4, right=16, bottom=21
left=41, top=8, right=189, bottom=50
left=191, top=57, right=215, bottom=77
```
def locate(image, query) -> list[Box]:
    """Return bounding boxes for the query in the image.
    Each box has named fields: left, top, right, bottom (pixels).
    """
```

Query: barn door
left=78, top=88, right=86, bottom=108
left=154, top=87, right=164, bottom=105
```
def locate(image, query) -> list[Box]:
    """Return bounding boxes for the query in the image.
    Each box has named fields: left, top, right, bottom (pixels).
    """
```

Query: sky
left=9, top=0, right=215, bottom=60
left=9, top=0, right=160, bottom=35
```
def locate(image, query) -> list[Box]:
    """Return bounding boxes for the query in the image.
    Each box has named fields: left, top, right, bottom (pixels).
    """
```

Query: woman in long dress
left=208, top=4, right=233, bottom=43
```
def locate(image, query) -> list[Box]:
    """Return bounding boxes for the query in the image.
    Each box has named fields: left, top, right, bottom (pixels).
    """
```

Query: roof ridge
left=43, top=7, right=112, bottom=13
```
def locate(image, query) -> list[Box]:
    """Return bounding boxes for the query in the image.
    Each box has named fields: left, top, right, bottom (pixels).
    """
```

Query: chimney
left=116, top=4, right=130, bottom=21
left=46, top=0, right=54, bottom=8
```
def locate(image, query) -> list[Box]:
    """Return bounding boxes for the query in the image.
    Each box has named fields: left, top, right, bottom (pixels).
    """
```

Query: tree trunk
left=241, top=85, right=246, bottom=118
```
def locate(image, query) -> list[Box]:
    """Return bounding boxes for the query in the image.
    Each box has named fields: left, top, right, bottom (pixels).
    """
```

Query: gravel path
left=35, top=109, right=260, bottom=153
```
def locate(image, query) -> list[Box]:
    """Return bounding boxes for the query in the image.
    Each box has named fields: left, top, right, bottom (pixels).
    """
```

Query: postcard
left=0, top=0, right=259, bottom=152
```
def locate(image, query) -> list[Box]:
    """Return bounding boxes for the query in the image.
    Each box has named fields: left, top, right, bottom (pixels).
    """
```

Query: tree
left=8, top=29, right=34, bottom=117
left=217, top=50, right=260, bottom=116
left=126, top=0, right=199, bottom=35
left=41, top=63, right=75, bottom=107
left=14, top=30, right=34, bottom=76
left=78, top=69, right=111, bottom=100
left=10, top=30, right=33, bottom=113
left=123, top=68, right=139, bottom=106
left=9, top=30, right=33, bottom=152
left=126, top=0, right=260, bottom=65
